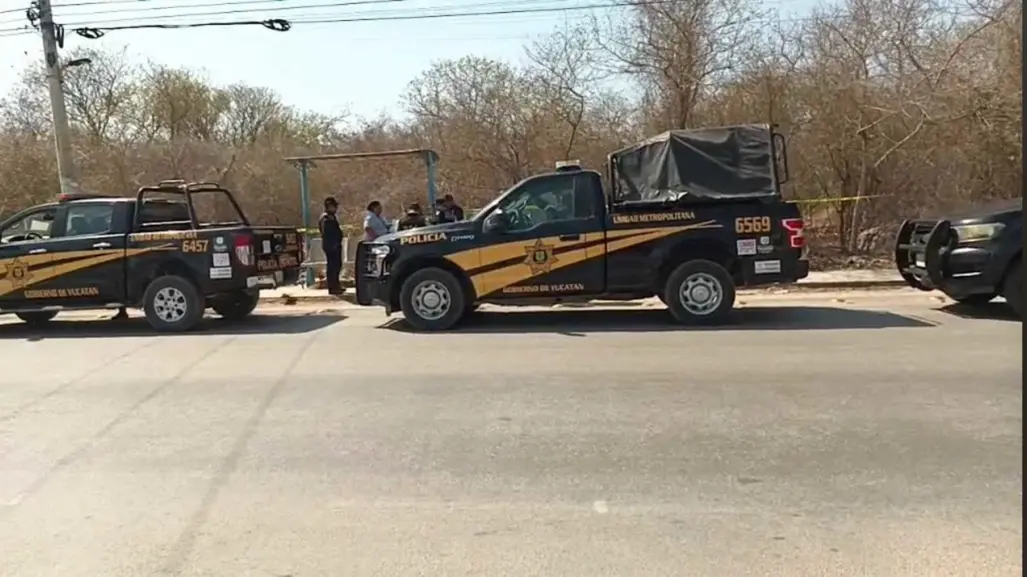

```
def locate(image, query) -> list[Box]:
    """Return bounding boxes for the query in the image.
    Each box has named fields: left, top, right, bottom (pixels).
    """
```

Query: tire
left=399, top=267, right=466, bottom=331
left=663, top=259, right=736, bottom=325
left=1002, top=261, right=1021, bottom=318
left=951, top=293, right=996, bottom=305
left=211, top=290, right=260, bottom=321
left=16, top=311, right=57, bottom=325
left=142, top=275, right=206, bottom=332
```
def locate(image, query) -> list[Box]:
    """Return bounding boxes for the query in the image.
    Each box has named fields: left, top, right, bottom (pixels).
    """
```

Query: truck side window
left=499, top=175, right=590, bottom=232
left=63, top=204, right=115, bottom=237
left=0, top=207, right=57, bottom=243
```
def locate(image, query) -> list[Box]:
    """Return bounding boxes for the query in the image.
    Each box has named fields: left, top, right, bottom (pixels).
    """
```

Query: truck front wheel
left=663, top=260, right=736, bottom=325
left=211, top=290, right=260, bottom=321
left=143, top=275, right=206, bottom=332
left=399, top=267, right=466, bottom=331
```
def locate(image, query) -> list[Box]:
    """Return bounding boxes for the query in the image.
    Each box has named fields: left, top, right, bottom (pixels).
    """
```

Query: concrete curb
left=260, top=279, right=910, bottom=306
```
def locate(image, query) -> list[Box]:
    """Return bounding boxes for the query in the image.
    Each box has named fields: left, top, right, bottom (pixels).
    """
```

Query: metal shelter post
left=297, top=160, right=314, bottom=286
left=424, top=150, right=438, bottom=207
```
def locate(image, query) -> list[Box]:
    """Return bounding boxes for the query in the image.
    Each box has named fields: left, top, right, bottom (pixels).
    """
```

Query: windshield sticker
left=754, top=260, right=782, bottom=274
left=210, top=267, right=233, bottom=279
left=612, top=211, right=695, bottom=225
left=401, top=232, right=448, bottom=245
left=736, top=238, right=757, bottom=256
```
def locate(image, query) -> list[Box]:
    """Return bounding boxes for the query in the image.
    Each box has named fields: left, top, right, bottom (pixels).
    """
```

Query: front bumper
left=895, top=219, right=999, bottom=297
left=354, top=242, right=393, bottom=312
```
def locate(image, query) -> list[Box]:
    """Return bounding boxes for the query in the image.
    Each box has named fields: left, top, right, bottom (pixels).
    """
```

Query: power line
left=0, top=0, right=646, bottom=34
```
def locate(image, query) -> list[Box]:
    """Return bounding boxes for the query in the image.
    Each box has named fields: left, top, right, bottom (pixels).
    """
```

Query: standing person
left=397, top=202, right=427, bottom=231
left=363, top=200, right=391, bottom=241
left=319, top=196, right=344, bottom=296
left=443, top=194, right=465, bottom=221
left=432, top=198, right=451, bottom=224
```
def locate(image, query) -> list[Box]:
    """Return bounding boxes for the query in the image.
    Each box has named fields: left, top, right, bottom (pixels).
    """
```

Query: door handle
left=28, top=248, right=46, bottom=254
left=558, top=234, right=580, bottom=241
left=92, top=242, right=111, bottom=249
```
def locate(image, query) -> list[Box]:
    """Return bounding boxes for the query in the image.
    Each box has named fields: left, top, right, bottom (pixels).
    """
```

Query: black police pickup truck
left=356, top=124, right=810, bottom=330
left=895, top=198, right=1022, bottom=318
left=0, top=180, right=303, bottom=332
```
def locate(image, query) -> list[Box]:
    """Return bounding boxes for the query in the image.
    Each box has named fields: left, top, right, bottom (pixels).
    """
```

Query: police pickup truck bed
left=895, top=198, right=1021, bottom=318
left=0, top=181, right=303, bottom=332
left=356, top=124, right=810, bottom=330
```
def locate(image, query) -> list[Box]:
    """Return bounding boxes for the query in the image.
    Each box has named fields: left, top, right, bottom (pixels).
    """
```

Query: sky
left=0, top=0, right=816, bottom=120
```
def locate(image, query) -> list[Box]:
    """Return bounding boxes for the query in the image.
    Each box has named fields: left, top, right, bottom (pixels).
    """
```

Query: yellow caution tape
left=788, top=195, right=887, bottom=204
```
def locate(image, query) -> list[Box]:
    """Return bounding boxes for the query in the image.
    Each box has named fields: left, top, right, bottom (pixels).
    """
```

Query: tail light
left=234, top=234, right=254, bottom=266
left=782, top=218, right=805, bottom=249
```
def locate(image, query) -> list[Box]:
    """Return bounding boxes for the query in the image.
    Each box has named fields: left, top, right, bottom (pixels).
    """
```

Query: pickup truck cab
left=895, top=198, right=1021, bottom=318
left=356, top=124, right=810, bottom=330
left=0, top=180, right=303, bottom=332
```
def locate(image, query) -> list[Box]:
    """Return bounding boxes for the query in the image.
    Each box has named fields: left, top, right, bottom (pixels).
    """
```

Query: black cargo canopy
left=610, top=124, right=779, bottom=204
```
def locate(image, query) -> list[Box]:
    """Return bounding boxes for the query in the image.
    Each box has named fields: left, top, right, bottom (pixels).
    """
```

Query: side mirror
left=483, top=211, right=508, bottom=233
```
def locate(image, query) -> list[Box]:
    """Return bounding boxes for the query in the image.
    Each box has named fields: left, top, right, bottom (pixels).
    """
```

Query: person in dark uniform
left=432, top=198, right=451, bottom=224
left=318, top=196, right=344, bottom=296
left=397, top=202, right=427, bottom=231
left=443, top=194, right=465, bottom=221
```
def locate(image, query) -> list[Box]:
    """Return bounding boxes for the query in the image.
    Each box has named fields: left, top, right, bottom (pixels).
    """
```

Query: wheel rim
left=154, top=286, right=188, bottom=323
left=678, top=272, right=723, bottom=316
left=411, top=280, right=451, bottom=320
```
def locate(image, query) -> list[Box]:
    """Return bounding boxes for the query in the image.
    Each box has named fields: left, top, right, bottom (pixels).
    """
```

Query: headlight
left=953, top=223, right=1005, bottom=243
left=370, top=244, right=391, bottom=257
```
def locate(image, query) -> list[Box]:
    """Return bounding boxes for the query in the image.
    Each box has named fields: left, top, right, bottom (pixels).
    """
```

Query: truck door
left=476, top=172, right=605, bottom=299
left=38, top=202, right=127, bottom=306
left=0, top=205, right=59, bottom=308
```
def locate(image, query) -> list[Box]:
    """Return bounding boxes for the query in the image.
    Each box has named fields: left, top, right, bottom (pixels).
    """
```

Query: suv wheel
left=663, top=259, right=736, bottom=325
left=399, top=267, right=466, bottom=331
left=143, top=275, right=205, bottom=332
left=211, top=290, right=260, bottom=321
left=1002, top=261, right=1021, bottom=318
left=16, top=311, right=58, bottom=325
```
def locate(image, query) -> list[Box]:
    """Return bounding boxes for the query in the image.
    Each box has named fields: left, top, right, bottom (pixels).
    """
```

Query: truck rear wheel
left=16, top=311, right=57, bottom=325
left=1002, top=261, right=1021, bottom=318
left=399, top=267, right=466, bottom=331
left=143, top=275, right=205, bottom=332
left=211, top=290, right=260, bottom=321
left=663, top=260, right=736, bottom=325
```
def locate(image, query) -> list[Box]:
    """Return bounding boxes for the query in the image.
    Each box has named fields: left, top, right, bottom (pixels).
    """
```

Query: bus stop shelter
left=283, top=148, right=439, bottom=285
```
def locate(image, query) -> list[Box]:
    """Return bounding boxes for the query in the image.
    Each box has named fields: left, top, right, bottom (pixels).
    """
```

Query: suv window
left=0, top=207, right=58, bottom=243
left=498, top=174, right=596, bottom=232
left=64, top=204, right=115, bottom=237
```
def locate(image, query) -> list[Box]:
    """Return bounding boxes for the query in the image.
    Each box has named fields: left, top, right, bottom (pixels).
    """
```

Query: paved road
left=0, top=290, right=1021, bottom=576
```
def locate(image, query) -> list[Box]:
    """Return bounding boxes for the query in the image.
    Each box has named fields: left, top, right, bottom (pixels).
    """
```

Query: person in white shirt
left=363, top=200, right=390, bottom=241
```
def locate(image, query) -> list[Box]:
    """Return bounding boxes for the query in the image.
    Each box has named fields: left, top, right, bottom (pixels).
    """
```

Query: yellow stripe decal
left=468, top=220, right=722, bottom=297
left=0, top=244, right=174, bottom=298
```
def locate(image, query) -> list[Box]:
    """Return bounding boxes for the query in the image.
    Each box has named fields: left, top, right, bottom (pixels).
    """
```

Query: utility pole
left=36, top=0, right=78, bottom=195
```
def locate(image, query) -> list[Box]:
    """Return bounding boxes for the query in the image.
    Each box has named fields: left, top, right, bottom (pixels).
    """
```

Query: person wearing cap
left=319, top=196, right=344, bottom=295
left=397, top=202, right=427, bottom=231
left=443, top=194, right=465, bottom=221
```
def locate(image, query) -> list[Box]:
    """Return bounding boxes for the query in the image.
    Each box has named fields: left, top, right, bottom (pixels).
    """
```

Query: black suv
left=895, top=198, right=1022, bottom=318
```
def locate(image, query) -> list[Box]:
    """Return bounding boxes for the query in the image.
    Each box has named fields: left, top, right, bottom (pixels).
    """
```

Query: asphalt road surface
left=0, top=290, right=1021, bottom=577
